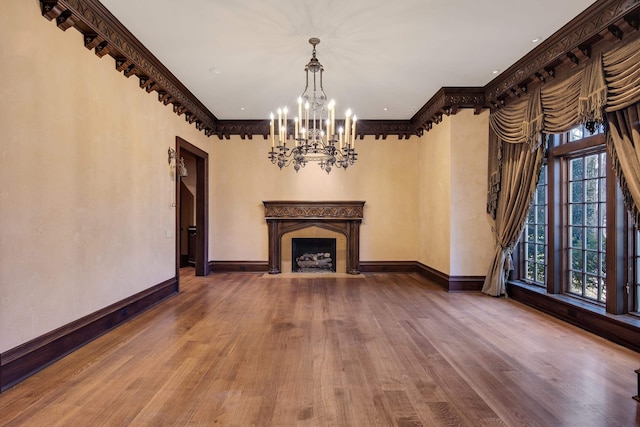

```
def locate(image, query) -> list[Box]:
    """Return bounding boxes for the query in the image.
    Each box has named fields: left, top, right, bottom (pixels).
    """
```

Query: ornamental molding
left=486, top=0, right=640, bottom=104
left=263, top=201, right=365, bottom=220
left=36, top=0, right=640, bottom=138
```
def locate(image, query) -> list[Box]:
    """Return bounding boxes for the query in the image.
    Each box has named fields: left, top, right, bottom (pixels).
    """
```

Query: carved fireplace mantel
left=263, top=201, right=365, bottom=275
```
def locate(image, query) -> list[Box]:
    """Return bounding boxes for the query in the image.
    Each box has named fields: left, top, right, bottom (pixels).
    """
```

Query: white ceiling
left=99, top=0, right=596, bottom=121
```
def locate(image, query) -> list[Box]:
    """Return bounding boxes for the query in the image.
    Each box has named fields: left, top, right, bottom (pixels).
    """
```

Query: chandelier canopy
left=269, top=38, right=357, bottom=174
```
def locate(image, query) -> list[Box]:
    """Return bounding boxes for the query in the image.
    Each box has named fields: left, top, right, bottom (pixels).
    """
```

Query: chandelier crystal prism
left=269, top=38, right=357, bottom=174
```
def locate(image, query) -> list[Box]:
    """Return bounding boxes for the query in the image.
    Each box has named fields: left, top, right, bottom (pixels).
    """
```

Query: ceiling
left=97, top=0, right=596, bottom=122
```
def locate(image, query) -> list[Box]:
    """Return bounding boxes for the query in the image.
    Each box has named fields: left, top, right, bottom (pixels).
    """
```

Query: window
left=522, top=164, right=547, bottom=286
left=516, top=123, right=634, bottom=314
left=567, top=152, right=607, bottom=302
left=633, top=229, right=640, bottom=314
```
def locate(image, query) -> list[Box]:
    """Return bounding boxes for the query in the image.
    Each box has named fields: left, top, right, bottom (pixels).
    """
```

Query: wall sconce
left=168, top=147, right=188, bottom=177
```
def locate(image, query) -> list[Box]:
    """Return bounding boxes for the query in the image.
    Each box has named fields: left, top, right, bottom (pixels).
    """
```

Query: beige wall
left=449, top=110, right=494, bottom=276
left=1, top=0, right=494, bottom=355
left=209, top=135, right=419, bottom=262
left=417, top=111, right=493, bottom=276
left=418, top=117, right=452, bottom=273
left=0, top=0, right=210, bottom=352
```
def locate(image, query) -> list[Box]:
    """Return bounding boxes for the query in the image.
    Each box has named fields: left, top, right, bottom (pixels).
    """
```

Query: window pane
left=570, top=271, right=583, bottom=294
left=586, top=229, right=598, bottom=250
left=571, top=204, right=583, bottom=225
left=585, top=203, right=598, bottom=226
left=536, top=263, right=545, bottom=283
left=536, top=225, right=545, bottom=244
left=585, top=275, right=599, bottom=298
left=570, top=127, right=584, bottom=142
left=585, top=251, right=598, bottom=275
left=527, top=243, right=535, bottom=261
left=537, top=205, right=545, bottom=224
left=571, top=181, right=584, bottom=202
left=571, top=249, right=582, bottom=270
left=585, top=179, right=598, bottom=202
left=570, top=158, right=583, bottom=180
left=585, top=155, right=599, bottom=178
left=571, top=227, right=582, bottom=248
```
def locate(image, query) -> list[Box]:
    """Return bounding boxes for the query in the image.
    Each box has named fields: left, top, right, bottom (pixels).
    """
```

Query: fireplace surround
left=263, top=201, right=365, bottom=275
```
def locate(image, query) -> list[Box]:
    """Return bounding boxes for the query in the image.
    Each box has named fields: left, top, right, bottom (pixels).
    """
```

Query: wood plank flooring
left=0, top=270, right=638, bottom=426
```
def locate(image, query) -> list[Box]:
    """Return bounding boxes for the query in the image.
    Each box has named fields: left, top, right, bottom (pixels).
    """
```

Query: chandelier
left=269, top=38, right=357, bottom=174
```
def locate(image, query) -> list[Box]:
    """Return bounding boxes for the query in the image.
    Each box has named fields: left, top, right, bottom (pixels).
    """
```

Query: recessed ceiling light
left=240, top=107, right=245, bottom=111
left=383, top=107, right=388, bottom=111
left=492, top=70, right=499, bottom=74
left=209, top=67, right=222, bottom=74
left=532, top=37, right=542, bottom=43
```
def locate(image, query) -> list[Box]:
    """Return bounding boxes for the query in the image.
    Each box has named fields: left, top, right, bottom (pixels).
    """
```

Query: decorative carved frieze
left=263, top=201, right=364, bottom=220
left=411, top=87, right=486, bottom=133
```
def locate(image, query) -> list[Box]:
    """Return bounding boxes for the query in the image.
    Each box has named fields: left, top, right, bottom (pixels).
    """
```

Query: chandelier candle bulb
left=294, top=117, right=299, bottom=142
left=270, top=113, right=275, bottom=147
left=352, top=115, right=357, bottom=149
left=283, top=107, right=288, bottom=143
left=345, top=109, right=352, bottom=147
left=298, top=98, right=302, bottom=128
left=326, top=119, right=331, bottom=141
left=277, top=108, right=282, bottom=144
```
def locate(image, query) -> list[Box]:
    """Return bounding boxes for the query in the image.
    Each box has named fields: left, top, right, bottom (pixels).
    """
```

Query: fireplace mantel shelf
left=263, top=201, right=365, bottom=275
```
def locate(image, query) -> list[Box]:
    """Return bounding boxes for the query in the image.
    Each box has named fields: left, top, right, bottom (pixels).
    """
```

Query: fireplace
left=292, top=238, right=337, bottom=273
left=263, top=201, right=365, bottom=275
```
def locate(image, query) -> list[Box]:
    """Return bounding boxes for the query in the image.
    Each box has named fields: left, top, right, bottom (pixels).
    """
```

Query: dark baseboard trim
left=508, top=281, right=640, bottom=353
left=0, top=277, right=178, bottom=393
left=415, top=262, right=485, bottom=292
left=359, top=261, right=417, bottom=273
left=208, top=261, right=269, bottom=272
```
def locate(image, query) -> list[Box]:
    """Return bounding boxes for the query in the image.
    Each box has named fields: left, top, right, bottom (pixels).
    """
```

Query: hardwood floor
left=0, top=270, right=638, bottom=426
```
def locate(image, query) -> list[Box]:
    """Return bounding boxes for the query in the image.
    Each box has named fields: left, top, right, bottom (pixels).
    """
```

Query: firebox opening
left=292, top=238, right=337, bottom=273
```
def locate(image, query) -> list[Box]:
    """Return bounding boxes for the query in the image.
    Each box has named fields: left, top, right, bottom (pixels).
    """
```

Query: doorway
left=175, top=136, right=208, bottom=277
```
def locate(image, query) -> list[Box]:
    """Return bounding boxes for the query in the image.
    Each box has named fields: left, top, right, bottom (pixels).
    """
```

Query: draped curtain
left=484, top=36, right=640, bottom=296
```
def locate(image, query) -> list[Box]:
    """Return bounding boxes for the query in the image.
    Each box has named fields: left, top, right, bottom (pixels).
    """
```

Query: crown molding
left=36, top=0, right=640, bottom=139
left=39, top=0, right=218, bottom=136
left=485, top=0, right=640, bottom=106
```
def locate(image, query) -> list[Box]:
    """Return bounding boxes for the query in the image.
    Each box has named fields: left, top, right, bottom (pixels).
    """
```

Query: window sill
left=507, top=280, right=640, bottom=353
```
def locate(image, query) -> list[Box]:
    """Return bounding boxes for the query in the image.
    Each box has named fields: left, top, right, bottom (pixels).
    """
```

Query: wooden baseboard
left=359, top=261, right=418, bottom=273
left=508, top=281, right=640, bottom=353
left=415, top=262, right=485, bottom=292
left=0, top=277, right=178, bottom=393
left=208, top=261, right=269, bottom=272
